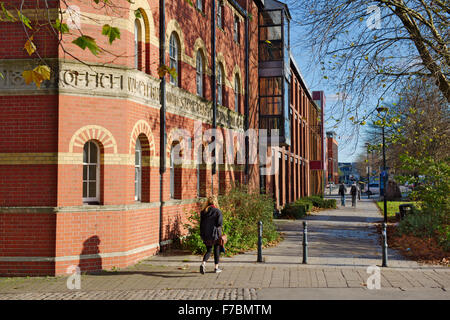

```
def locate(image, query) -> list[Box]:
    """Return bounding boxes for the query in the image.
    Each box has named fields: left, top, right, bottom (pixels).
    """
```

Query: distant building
left=326, top=131, right=339, bottom=184
left=338, top=162, right=360, bottom=183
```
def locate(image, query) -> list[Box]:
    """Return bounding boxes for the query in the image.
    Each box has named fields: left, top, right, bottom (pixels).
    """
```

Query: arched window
left=196, top=51, right=204, bottom=97
left=234, top=74, right=240, bottom=113
left=83, top=141, right=100, bottom=204
left=135, top=139, right=142, bottom=201
left=134, top=19, right=142, bottom=70
left=217, top=64, right=224, bottom=106
left=169, top=33, right=179, bottom=86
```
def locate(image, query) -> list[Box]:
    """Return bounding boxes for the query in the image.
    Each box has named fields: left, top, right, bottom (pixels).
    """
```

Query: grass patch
left=376, top=201, right=419, bottom=218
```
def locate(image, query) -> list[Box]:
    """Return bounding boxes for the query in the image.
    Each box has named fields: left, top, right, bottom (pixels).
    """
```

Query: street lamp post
left=377, top=107, right=389, bottom=223
left=365, top=142, right=370, bottom=199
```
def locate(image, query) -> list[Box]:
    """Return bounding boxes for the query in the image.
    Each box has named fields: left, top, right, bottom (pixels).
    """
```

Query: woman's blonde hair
left=201, top=195, right=219, bottom=211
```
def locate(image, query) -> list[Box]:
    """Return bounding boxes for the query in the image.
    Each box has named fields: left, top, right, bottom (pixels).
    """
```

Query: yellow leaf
left=34, top=65, right=51, bottom=81
left=24, top=36, right=36, bottom=56
left=22, top=65, right=51, bottom=88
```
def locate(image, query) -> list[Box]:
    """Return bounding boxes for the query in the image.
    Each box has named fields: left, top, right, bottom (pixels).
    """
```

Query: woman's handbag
left=218, top=234, right=228, bottom=247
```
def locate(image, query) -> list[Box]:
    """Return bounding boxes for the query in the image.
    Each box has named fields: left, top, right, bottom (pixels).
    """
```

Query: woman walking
left=200, top=195, right=223, bottom=274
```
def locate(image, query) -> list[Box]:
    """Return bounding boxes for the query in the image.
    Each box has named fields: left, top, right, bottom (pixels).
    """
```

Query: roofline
left=289, top=54, right=320, bottom=110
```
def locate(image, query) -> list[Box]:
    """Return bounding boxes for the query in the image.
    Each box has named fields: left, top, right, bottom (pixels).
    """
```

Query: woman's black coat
left=200, top=206, right=223, bottom=246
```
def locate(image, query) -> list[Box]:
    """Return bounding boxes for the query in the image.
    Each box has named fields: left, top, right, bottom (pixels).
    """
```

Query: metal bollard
left=382, top=222, right=388, bottom=267
left=257, top=221, right=263, bottom=263
left=302, top=221, right=308, bottom=264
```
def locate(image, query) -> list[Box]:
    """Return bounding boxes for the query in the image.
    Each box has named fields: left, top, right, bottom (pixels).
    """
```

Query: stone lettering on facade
left=0, top=60, right=244, bottom=129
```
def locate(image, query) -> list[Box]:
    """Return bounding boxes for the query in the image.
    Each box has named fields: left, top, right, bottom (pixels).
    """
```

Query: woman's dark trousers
left=203, top=244, right=220, bottom=264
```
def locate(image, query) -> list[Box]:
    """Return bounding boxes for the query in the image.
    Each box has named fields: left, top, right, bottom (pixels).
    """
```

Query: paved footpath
left=0, top=198, right=449, bottom=300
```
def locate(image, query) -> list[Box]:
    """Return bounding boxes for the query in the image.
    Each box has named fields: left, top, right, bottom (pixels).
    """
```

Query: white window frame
left=234, top=16, right=240, bottom=43
left=196, top=0, right=202, bottom=12
left=169, top=33, right=179, bottom=86
left=83, top=141, right=100, bottom=204
left=135, top=139, right=142, bottom=201
left=196, top=51, right=203, bottom=97
left=170, top=146, right=175, bottom=199
left=217, top=2, right=223, bottom=29
left=217, top=65, right=223, bottom=106
left=134, top=20, right=139, bottom=69
left=235, top=75, right=240, bottom=112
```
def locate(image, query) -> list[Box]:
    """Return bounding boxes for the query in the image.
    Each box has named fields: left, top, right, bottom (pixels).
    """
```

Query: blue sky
left=287, top=6, right=370, bottom=163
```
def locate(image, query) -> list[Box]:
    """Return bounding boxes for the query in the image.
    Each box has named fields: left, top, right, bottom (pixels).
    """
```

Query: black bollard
left=382, top=223, right=388, bottom=267
left=302, top=221, right=308, bottom=264
left=257, top=221, right=263, bottom=263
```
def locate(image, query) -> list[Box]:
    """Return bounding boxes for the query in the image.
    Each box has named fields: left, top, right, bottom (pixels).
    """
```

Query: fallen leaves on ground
left=379, top=223, right=449, bottom=267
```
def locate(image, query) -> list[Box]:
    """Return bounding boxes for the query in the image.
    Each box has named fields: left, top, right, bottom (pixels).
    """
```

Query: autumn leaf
left=22, top=65, right=51, bottom=88
left=24, top=36, right=36, bottom=56
left=102, top=24, right=121, bottom=44
left=1, top=2, right=16, bottom=22
left=72, top=35, right=101, bottom=56
left=17, top=10, right=31, bottom=29
left=158, top=65, right=177, bottom=79
left=53, top=18, right=69, bottom=34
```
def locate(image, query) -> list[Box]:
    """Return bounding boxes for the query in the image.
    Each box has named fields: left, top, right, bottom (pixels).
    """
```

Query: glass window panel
left=260, top=97, right=282, bottom=115
left=89, top=182, right=96, bottom=198
left=83, top=165, right=87, bottom=180
left=259, top=77, right=283, bottom=96
left=83, top=143, right=88, bottom=163
left=259, top=26, right=282, bottom=41
left=259, top=41, right=283, bottom=61
left=135, top=150, right=140, bottom=165
left=89, top=143, right=97, bottom=163
left=83, top=182, right=87, bottom=198
left=88, top=165, right=96, bottom=180
left=259, top=10, right=282, bottom=26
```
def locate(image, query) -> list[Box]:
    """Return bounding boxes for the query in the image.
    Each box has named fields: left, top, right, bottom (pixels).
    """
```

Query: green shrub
left=398, top=212, right=440, bottom=238
left=304, top=195, right=325, bottom=208
left=182, top=185, right=280, bottom=255
left=281, top=202, right=307, bottom=219
left=295, top=199, right=313, bottom=211
left=324, top=199, right=337, bottom=209
left=301, top=196, right=336, bottom=209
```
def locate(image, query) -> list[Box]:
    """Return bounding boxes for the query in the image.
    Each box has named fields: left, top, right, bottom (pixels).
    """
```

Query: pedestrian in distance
left=338, top=182, right=347, bottom=207
left=199, top=195, right=224, bottom=274
left=350, top=183, right=358, bottom=207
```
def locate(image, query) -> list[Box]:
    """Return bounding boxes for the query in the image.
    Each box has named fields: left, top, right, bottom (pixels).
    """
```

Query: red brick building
left=0, top=0, right=263, bottom=276
left=326, top=131, right=339, bottom=184
left=0, top=0, right=324, bottom=276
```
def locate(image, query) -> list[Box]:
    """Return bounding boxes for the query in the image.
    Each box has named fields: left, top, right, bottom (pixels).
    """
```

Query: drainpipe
left=244, top=2, right=250, bottom=180
left=211, top=0, right=217, bottom=192
left=159, top=0, right=166, bottom=252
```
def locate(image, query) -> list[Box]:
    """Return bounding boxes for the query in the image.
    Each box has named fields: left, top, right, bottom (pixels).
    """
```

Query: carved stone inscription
left=0, top=60, right=244, bottom=129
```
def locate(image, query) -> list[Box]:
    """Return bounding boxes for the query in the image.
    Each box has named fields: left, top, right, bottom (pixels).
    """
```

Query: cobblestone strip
left=0, top=288, right=258, bottom=300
